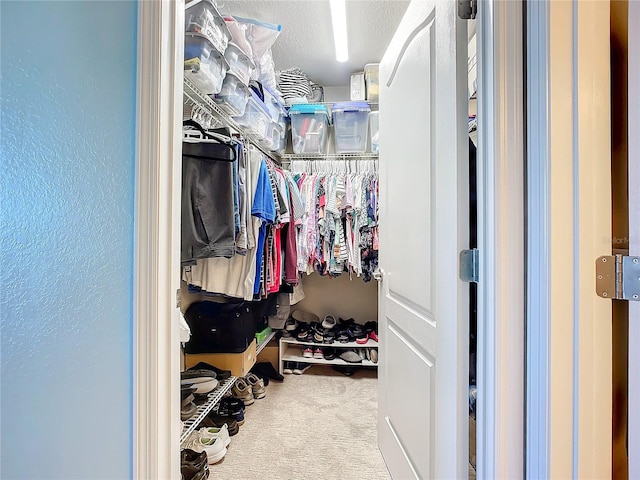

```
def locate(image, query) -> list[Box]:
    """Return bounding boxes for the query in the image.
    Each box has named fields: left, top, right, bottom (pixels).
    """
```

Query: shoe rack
left=278, top=337, right=379, bottom=374
left=180, top=330, right=276, bottom=446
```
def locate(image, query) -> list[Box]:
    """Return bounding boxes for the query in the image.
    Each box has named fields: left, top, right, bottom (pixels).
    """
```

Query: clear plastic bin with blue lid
left=289, top=104, right=330, bottom=154
left=184, top=32, right=230, bottom=95
left=185, top=0, right=231, bottom=55
left=332, top=101, right=371, bottom=154
left=223, top=42, right=255, bottom=86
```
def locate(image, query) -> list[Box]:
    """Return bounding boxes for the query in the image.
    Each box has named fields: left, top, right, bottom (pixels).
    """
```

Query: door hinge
left=176, top=288, right=182, bottom=309
left=460, top=249, right=479, bottom=283
left=596, top=255, right=640, bottom=301
left=458, top=0, right=477, bottom=20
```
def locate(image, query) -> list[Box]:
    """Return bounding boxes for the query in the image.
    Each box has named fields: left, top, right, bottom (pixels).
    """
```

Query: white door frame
left=132, top=1, right=526, bottom=478
left=526, top=1, right=612, bottom=478
left=133, top=1, right=184, bottom=478
left=476, top=0, right=525, bottom=477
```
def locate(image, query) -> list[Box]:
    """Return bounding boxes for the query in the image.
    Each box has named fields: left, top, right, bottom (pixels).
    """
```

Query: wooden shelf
left=278, top=337, right=378, bottom=373
left=280, top=336, right=378, bottom=348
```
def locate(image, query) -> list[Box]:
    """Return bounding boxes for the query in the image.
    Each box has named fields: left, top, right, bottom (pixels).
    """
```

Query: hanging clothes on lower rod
left=289, top=159, right=379, bottom=282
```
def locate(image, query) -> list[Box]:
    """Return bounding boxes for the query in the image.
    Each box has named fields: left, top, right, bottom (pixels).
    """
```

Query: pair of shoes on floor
left=231, top=373, right=266, bottom=405
left=202, top=410, right=240, bottom=436
left=283, top=361, right=312, bottom=375
left=181, top=448, right=209, bottom=480
left=183, top=426, right=229, bottom=465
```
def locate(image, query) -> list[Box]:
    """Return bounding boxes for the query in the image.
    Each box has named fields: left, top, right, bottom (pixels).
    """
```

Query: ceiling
left=218, top=0, right=411, bottom=87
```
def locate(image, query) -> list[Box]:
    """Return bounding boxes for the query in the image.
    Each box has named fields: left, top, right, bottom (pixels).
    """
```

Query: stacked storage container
left=184, top=0, right=232, bottom=95
left=332, top=101, right=371, bottom=154
left=290, top=104, right=330, bottom=154
left=233, top=89, right=272, bottom=141
left=263, top=87, right=289, bottom=153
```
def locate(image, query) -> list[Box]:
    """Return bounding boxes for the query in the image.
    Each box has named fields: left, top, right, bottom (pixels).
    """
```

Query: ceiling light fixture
left=329, top=0, right=349, bottom=62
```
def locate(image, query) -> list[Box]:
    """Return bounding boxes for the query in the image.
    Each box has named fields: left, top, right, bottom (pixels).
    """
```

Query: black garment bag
left=181, top=121, right=239, bottom=265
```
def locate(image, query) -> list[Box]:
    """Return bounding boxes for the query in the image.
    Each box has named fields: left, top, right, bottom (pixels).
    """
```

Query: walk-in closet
left=177, top=1, right=479, bottom=478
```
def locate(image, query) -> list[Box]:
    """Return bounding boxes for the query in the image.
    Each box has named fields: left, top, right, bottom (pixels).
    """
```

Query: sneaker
left=283, top=361, right=294, bottom=374
left=370, top=348, right=378, bottom=364
left=283, top=318, right=298, bottom=337
left=322, top=315, right=337, bottom=330
left=202, top=413, right=239, bottom=436
left=292, top=362, right=312, bottom=375
left=339, top=349, right=363, bottom=363
left=185, top=434, right=227, bottom=465
left=216, top=401, right=245, bottom=426
left=302, top=346, right=314, bottom=358
left=231, top=378, right=254, bottom=406
left=313, top=347, right=324, bottom=359
left=181, top=448, right=209, bottom=480
left=323, top=348, right=336, bottom=360
left=245, top=373, right=266, bottom=400
left=180, top=377, right=219, bottom=395
left=200, top=424, right=231, bottom=448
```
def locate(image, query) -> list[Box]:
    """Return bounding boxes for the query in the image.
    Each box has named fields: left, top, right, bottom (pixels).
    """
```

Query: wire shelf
left=180, top=376, right=236, bottom=446
left=183, top=77, right=281, bottom=164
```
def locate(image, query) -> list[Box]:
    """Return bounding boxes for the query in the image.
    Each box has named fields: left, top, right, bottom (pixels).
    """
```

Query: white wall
left=293, top=274, right=378, bottom=324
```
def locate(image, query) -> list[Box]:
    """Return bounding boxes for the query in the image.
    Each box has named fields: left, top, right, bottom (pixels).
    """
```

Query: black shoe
left=324, top=348, right=336, bottom=360
left=332, top=365, right=357, bottom=376
left=202, top=413, right=239, bottom=435
left=188, top=362, right=232, bottom=380
left=251, top=362, right=285, bottom=382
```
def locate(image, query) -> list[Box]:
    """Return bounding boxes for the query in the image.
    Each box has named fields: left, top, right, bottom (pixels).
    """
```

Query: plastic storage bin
left=364, top=63, right=380, bottom=102
left=185, top=0, right=231, bottom=55
left=332, top=101, right=371, bottom=153
left=350, top=72, right=365, bottom=101
left=213, top=72, right=250, bottom=116
left=289, top=104, right=330, bottom=154
left=224, top=42, right=254, bottom=86
left=233, top=90, right=272, bottom=140
left=263, top=87, right=286, bottom=123
left=264, top=121, right=283, bottom=151
left=184, top=33, right=230, bottom=95
left=369, top=111, right=379, bottom=153
left=275, top=112, right=289, bottom=153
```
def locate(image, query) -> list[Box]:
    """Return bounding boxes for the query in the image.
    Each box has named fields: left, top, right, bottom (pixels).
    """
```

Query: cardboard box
left=256, top=338, right=279, bottom=370
left=185, top=339, right=257, bottom=377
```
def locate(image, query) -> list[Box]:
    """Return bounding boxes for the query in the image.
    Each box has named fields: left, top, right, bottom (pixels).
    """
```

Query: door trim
left=525, top=2, right=551, bottom=478
left=629, top=1, right=640, bottom=477
left=526, top=1, right=612, bottom=477
left=476, top=0, right=525, bottom=477
left=133, top=1, right=184, bottom=478
left=132, top=0, right=530, bottom=477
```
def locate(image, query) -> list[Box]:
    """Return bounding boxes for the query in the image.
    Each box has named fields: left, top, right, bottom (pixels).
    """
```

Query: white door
left=377, top=0, right=469, bottom=478
left=629, top=1, right=640, bottom=476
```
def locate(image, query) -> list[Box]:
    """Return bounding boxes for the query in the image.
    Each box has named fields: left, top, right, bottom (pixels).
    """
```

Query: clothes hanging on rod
left=184, top=145, right=303, bottom=300
left=290, top=159, right=379, bottom=282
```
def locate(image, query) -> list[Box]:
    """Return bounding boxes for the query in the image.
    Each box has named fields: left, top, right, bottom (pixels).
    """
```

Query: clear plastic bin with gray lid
left=184, top=32, right=230, bottom=95
left=185, top=0, right=232, bottom=55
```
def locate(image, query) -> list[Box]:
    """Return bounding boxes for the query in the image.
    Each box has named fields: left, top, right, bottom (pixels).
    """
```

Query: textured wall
left=0, top=2, right=137, bottom=478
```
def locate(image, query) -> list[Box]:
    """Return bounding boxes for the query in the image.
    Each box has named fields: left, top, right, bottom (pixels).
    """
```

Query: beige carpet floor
left=208, top=365, right=391, bottom=480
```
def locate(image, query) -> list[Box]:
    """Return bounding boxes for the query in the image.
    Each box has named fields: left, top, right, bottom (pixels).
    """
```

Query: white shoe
left=185, top=435, right=227, bottom=464
left=200, top=425, right=231, bottom=448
